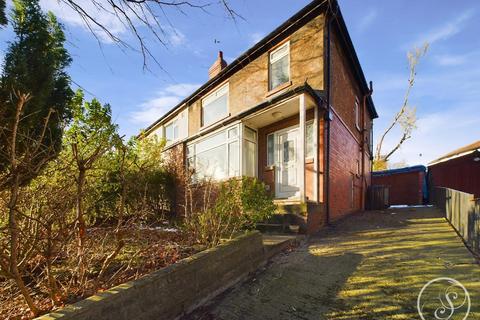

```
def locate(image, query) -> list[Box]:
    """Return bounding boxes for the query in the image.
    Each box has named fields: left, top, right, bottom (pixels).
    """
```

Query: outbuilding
left=372, top=165, right=427, bottom=206
left=428, top=140, right=480, bottom=198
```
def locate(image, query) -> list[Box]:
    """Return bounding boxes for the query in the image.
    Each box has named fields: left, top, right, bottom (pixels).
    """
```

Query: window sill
left=264, top=165, right=275, bottom=171
left=266, top=81, right=292, bottom=98
left=305, top=157, right=314, bottom=164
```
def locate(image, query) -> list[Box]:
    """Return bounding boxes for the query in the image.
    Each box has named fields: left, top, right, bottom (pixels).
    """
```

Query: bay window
left=187, top=124, right=257, bottom=180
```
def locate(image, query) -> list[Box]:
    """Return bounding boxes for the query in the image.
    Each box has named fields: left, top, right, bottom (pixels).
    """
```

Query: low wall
left=38, top=231, right=265, bottom=320
left=432, top=187, right=480, bottom=255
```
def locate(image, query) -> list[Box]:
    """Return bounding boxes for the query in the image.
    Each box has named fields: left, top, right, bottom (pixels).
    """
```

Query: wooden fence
left=432, top=187, right=480, bottom=255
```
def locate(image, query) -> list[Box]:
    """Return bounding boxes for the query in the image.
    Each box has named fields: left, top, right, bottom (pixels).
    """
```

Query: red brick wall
left=327, top=26, right=372, bottom=221
left=429, top=153, right=480, bottom=198
left=328, top=110, right=362, bottom=220
left=372, top=171, right=425, bottom=205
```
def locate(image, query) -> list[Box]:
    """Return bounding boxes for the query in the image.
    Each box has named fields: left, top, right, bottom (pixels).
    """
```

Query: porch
left=185, top=91, right=327, bottom=233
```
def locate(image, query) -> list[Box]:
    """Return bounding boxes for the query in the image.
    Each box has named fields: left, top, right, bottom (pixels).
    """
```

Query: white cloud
left=412, top=9, right=475, bottom=46
left=434, top=53, right=468, bottom=66
left=130, top=83, right=199, bottom=124
left=357, top=8, right=377, bottom=32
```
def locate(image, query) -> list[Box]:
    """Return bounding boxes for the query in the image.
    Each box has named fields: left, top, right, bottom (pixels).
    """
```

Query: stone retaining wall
left=38, top=231, right=265, bottom=320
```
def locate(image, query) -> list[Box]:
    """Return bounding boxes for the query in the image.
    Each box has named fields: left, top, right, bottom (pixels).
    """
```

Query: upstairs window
left=269, top=42, right=290, bottom=90
left=163, top=108, right=188, bottom=144
left=202, top=84, right=229, bottom=127
left=165, top=119, right=178, bottom=142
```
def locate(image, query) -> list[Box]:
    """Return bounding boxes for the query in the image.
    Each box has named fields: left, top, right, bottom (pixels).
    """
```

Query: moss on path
left=188, top=207, right=480, bottom=320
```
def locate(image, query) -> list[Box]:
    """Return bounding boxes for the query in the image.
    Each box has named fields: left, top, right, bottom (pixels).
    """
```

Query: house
left=428, top=140, right=480, bottom=198
left=143, top=0, right=378, bottom=233
left=372, top=166, right=427, bottom=206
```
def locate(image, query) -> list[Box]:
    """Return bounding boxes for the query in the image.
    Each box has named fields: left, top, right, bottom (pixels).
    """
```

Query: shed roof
left=372, top=165, right=426, bottom=177
left=429, top=140, right=480, bottom=166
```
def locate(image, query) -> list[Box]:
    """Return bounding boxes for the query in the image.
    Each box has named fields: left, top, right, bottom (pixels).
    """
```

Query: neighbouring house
left=372, top=166, right=427, bottom=206
left=143, top=0, right=378, bottom=233
left=428, top=140, right=480, bottom=199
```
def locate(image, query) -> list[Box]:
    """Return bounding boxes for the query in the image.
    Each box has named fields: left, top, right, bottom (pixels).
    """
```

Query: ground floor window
left=187, top=123, right=257, bottom=180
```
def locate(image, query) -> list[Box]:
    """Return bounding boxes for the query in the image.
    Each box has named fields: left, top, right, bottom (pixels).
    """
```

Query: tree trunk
left=76, top=167, right=87, bottom=285
left=8, top=175, right=40, bottom=316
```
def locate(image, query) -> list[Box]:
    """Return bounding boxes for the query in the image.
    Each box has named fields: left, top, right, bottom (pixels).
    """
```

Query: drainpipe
left=325, top=8, right=333, bottom=225
left=361, top=81, right=373, bottom=210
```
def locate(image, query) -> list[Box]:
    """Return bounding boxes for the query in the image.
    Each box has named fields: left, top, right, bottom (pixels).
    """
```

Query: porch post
left=299, top=94, right=306, bottom=202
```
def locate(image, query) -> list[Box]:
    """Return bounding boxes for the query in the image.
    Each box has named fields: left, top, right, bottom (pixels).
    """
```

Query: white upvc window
left=305, top=121, right=314, bottom=159
left=269, top=42, right=290, bottom=90
left=187, top=124, right=240, bottom=180
left=163, top=108, right=188, bottom=145
left=202, top=83, right=229, bottom=127
left=243, top=126, right=257, bottom=177
left=187, top=123, right=257, bottom=181
left=355, top=97, right=360, bottom=131
left=165, top=119, right=178, bottom=142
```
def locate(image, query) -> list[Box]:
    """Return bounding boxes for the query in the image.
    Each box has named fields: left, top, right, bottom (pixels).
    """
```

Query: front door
left=276, top=127, right=300, bottom=199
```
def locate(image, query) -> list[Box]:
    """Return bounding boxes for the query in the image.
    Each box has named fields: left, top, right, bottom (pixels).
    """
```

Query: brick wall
left=429, top=153, right=480, bottom=198
left=328, top=110, right=362, bottom=220
left=327, top=25, right=372, bottom=221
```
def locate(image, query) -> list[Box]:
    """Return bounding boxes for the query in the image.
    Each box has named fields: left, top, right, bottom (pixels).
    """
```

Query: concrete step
left=263, top=234, right=305, bottom=259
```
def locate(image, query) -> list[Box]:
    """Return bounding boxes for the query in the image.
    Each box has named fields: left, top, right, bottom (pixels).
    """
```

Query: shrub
left=185, top=177, right=275, bottom=247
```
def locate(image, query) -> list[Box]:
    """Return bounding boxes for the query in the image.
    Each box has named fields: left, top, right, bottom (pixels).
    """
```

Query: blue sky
left=1, top=0, right=479, bottom=166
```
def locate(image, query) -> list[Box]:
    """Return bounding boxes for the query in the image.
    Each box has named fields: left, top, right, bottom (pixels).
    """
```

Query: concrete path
left=187, top=207, right=480, bottom=320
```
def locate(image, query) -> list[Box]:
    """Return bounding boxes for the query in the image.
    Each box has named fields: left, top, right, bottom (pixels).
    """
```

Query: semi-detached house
left=143, top=0, right=378, bottom=233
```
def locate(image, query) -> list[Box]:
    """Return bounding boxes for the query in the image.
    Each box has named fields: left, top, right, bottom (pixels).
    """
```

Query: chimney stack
left=208, top=51, right=227, bottom=79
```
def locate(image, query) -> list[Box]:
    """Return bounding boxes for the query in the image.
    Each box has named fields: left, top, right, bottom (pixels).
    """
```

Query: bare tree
left=0, top=91, right=57, bottom=316
left=374, top=43, right=428, bottom=170
left=58, top=0, right=242, bottom=69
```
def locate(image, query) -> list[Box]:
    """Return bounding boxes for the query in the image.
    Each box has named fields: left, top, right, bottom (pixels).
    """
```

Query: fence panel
left=432, top=187, right=479, bottom=255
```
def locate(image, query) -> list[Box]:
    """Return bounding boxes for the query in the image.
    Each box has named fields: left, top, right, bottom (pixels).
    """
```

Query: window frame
left=268, top=41, right=291, bottom=91
left=187, top=123, right=241, bottom=181
left=354, top=97, right=361, bottom=131
left=201, top=83, right=229, bottom=128
left=305, top=120, right=314, bottom=160
left=164, top=118, right=178, bottom=143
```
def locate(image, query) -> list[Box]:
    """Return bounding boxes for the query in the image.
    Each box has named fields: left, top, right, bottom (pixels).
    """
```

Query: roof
left=163, top=83, right=325, bottom=151
left=143, top=0, right=377, bottom=135
left=372, top=165, right=426, bottom=177
left=429, top=140, right=480, bottom=166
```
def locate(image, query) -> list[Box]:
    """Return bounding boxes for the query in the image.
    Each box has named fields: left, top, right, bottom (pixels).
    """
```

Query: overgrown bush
left=185, top=177, right=276, bottom=247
